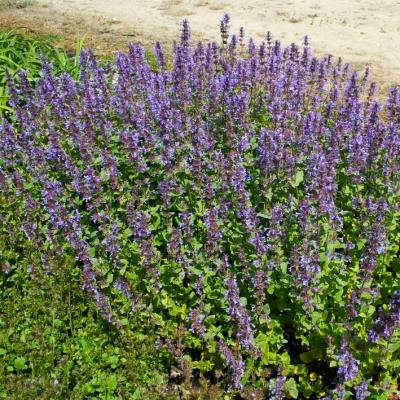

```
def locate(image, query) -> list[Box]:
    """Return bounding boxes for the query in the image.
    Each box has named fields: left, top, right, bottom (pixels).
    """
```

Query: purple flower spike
left=268, top=369, right=287, bottom=400
left=220, top=13, right=230, bottom=46
left=337, top=339, right=359, bottom=382
left=226, top=273, right=254, bottom=351
left=355, top=380, right=370, bottom=400
left=218, top=340, right=245, bottom=391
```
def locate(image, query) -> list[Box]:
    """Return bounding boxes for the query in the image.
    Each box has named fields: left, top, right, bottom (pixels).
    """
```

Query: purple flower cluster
left=355, top=380, right=370, bottom=400
left=369, top=291, right=400, bottom=342
left=114, top=276, right=138, bottom=311
left=337, top=339, right=359, bottom=382
left=188, top=308, right=206, bottom=336
left=226, top=273, right=254, bottom=351
left=218, top=340, right=245, bottom=391
left=204, top=206, right=222, bottom=257
left=268, top=370, right=287, bottom=400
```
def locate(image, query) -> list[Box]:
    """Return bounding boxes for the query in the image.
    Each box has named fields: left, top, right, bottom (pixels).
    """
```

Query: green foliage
left=0, top=253, right=176, bottom=399
left=0, top=29, right=83, bottom=115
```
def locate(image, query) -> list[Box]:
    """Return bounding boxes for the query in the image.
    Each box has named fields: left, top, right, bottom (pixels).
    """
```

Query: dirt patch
left=0, top=3, right=169, bottom=58
left=1, top=0, right=399, bottom=95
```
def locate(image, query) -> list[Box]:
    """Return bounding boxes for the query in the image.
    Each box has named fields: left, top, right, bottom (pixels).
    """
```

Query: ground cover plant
left=1, top=15, right=400, bottom=399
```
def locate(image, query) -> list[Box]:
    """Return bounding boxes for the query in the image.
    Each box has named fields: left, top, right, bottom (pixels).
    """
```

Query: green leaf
left=131, top=388, right=143, bottom=400
left=106, top=355, right=119, bottom=368
left=80, top=337, right=94, bottom=354
left=285, top=377, right=299, bottom=398
left=106, top=374, right=118, bottom=391
left=190, top=360, right=214, bottom=371
left=280, top=262, right=287, bottom=274
left=14, top=356, right=27, bottom=370
left=106, top=272, right=113, bottom=285
left=0, top=348, right=6, bottom=356
left=82, top=382, right=96, bottom=394
left=151, top=211, right=161, bottom=230
left=291, top=170, right=304, bottom=188
left=255, top=332, right=269, bottom=356
left=299, top=352, right=313, bottom=363
left=388, top=341, right=400, bottom=353
left=281, top=352, right=291, bottom=365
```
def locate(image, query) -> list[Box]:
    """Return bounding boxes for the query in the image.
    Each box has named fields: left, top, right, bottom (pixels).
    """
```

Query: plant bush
left=1, top=15, right=400, bottom=399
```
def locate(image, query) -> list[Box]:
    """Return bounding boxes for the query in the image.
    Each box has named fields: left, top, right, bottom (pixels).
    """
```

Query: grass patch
left=0, top=0, right=35, bottom=9
left=0, top=29, right=83, bottom=115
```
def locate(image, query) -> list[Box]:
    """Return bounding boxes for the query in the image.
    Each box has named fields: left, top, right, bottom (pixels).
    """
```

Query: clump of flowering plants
left=1, top=15, right=400, bottom=399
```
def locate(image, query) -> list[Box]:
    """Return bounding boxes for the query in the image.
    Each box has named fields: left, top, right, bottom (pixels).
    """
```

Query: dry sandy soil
left=1, top=0, right=400, bottom=92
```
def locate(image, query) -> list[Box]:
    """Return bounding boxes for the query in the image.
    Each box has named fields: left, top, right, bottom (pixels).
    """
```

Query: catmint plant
left=1, top=14, right=399, bottom=399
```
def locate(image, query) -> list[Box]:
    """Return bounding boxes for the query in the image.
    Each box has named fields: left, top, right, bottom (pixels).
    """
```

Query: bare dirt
left=1, top=0, right=400, bottom=93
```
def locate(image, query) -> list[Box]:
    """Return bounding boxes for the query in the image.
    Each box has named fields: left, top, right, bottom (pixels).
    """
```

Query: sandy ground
left=2, top=0, right=400, bottom=92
